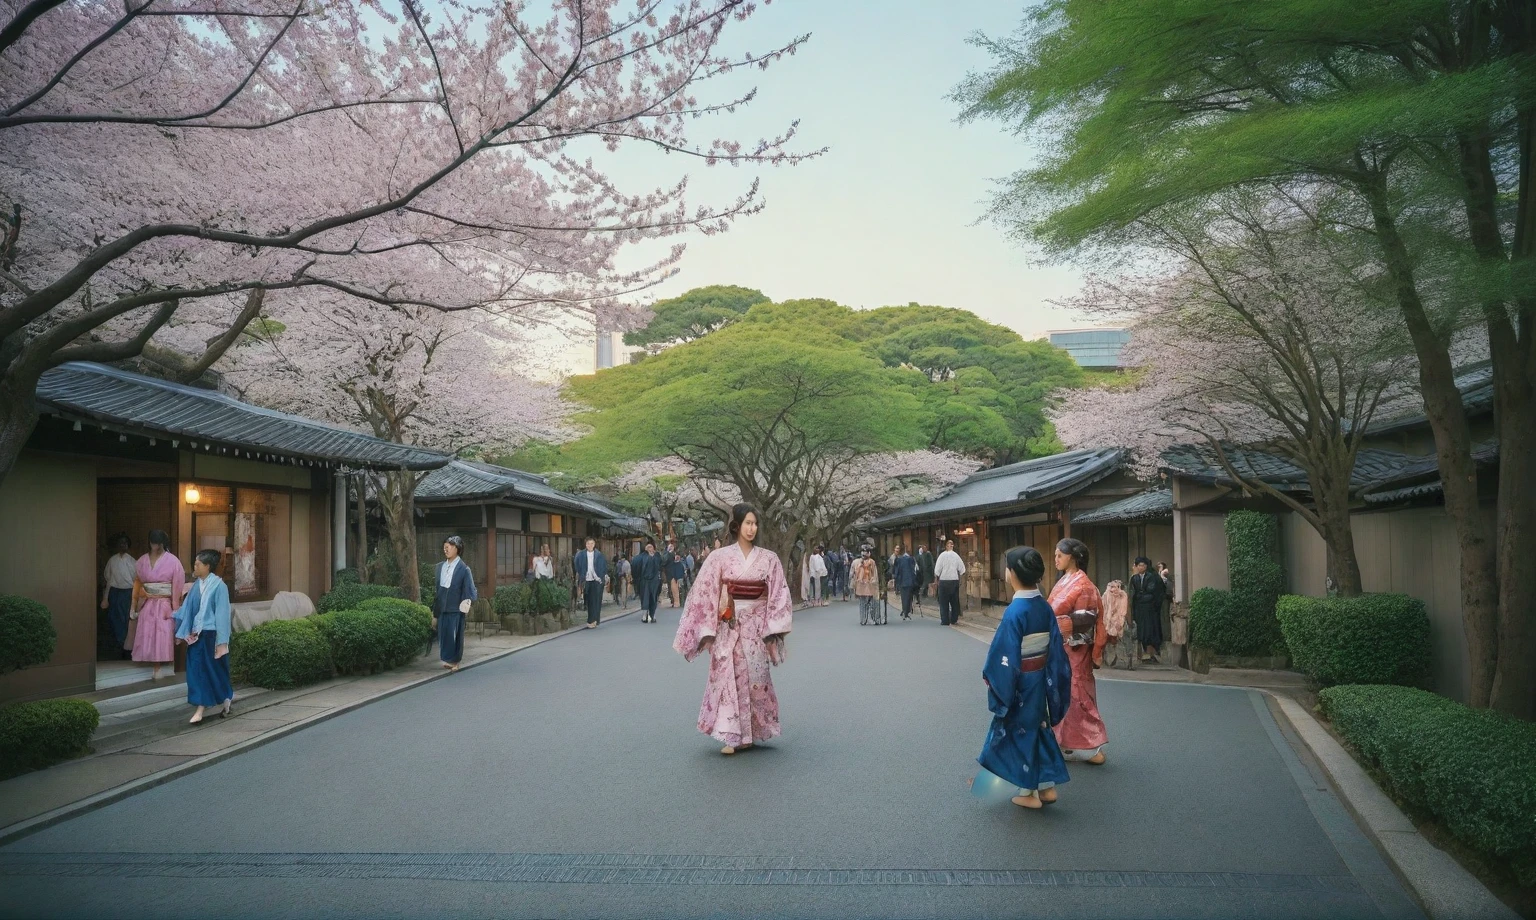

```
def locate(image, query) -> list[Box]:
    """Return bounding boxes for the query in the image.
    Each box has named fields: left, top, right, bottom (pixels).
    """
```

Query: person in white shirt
left=934, top=539, right=967, bottom=626
left=532, top=544, right=555, bottom=580
left=806, top=545, right=829, bottom=607
left=100, top=533, right=137, bottom=657
left=573, top=537, right=609, bottom=628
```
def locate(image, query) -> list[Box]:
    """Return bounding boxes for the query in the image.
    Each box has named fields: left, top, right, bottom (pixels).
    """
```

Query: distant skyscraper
left=1048, top=328, right=1130, bottom=370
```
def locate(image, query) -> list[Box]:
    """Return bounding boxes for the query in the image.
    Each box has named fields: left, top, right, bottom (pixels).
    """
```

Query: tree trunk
left=1317, top=494, right=1363, bottom=597
left=0, top=372, right=40, bottom=492
left=1361, top=175, right=1501, bottom=707
left=379, top=469, right=421, bottom=606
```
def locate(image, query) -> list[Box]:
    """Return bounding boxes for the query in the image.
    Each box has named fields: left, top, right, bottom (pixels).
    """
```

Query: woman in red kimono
left=1048, top=538, right=1108, bottom=764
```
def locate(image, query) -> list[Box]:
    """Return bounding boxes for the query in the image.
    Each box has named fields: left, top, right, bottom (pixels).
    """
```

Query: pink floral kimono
left=1049, top=568, right=1108, bottom=757
left=673, top=545, right=793, bottom=747
left=132, top=551, right=185, bottom=664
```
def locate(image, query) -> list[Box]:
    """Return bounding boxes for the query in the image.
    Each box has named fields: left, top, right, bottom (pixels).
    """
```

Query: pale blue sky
left=610, top=0, right=1088, bottom=341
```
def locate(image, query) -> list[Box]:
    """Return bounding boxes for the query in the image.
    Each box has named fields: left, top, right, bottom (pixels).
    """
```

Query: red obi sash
left=724, top=579, right=768, bottom=600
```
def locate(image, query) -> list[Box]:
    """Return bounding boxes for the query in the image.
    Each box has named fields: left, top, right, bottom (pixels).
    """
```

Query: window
left=189, top=485, right=290, bottom=602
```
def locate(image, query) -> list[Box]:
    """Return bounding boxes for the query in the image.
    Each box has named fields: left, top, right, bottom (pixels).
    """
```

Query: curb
left=0, top=608, right=638, bottom=848
left=1262, top=690, right=1518, bottom=920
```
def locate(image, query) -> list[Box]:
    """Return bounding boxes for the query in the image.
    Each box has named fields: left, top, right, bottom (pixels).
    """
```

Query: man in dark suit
left=631, top=541, right=663, bottom=623
left=891, top=545, right=918, bottom=620
left=573, top=537, right=608, bottom=628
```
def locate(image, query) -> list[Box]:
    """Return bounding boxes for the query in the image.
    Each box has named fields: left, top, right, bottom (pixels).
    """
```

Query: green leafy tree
left=958, top=0, right=1536, bottom=717
left=622, top=285, right=771, bottom=351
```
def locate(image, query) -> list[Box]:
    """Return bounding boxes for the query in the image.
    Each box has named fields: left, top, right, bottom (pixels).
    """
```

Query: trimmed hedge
left=332, top=568, right=361, bottom=587
left=0, top=698, right=100, bottom=779
left=494, top=580, right=570, bottom=618
left=1188, top=511, right=1287, bottom=657
left=0, top=595, right=57, bottom=675
left=316, top=582, right=400, bottom=613
left=230, top=618, right=335, bottom=689
left=1320, top=685, right=1536, bottom=885
left=1278, top=594, right=1430, bottom=687
left=314, top=602, right=432, bottom=676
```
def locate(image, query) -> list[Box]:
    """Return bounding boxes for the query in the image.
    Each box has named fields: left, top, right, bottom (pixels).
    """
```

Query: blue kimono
left=977, top=589, right=1072, bottom=794
left=173, top=574, right=233, bottom=707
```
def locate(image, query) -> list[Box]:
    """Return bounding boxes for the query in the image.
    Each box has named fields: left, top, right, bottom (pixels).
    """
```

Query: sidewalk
left=0, top=603, right=637, bottom=845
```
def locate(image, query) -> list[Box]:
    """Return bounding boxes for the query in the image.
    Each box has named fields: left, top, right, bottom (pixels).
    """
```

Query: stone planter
left=1212, top=653, right=1290, bottom=671
left=1189, top=644, right=1214, bottom=675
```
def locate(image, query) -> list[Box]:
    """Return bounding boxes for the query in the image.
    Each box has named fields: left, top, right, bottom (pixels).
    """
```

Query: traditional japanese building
left=0, top=362, right=451, bottom=703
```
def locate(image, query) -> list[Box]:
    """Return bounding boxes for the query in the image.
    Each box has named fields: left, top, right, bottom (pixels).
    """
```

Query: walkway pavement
left=1, top=597, right=1430, bottom=919
left=0, top=603, right=639, bottom=841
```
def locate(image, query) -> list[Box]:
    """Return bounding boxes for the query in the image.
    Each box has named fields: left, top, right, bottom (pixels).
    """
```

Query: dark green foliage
left=1188, top=512, right=1286, bottom=656
left=0, top=595, right=56, bottom=675
left=418, top=562, right=438, bottom=610
left=230, top=619, right=335, bottom=689
left=494, top=581, right=571, bottom=618
left=316, top=582, right=400, bottom=613
left=0, top=698, right=99, bottom=779
left=622, top=285, right=770, bottom=348
left=1320, top=685, right=1536, bottom=885
left=312, top=604, right=431, bottom=676
left=1278, top=594, right=1431, bottom=687
left=332, top=568, right=360, bottom=587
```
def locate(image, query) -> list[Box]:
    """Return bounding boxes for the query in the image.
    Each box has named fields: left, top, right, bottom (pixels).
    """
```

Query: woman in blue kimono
left=433, top=535, right=477, bottom=671
left=174, top=549, right=234, bottom=725
left=977, top=545, right=1072, bottom=810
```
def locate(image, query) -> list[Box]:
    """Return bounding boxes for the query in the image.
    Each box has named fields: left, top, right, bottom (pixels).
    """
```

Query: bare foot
left=449, top=664, right=460, bottom=672
left=189, top=706, right=205, bottom=725
left=721, top=746, right=736, bottom=755
left=1040, top=787, right=1058, bottom=804
left=1089, top=751, right=1106, bottom=765
left=1011, top=793, right=1043, bottom=809
left=441, top=662, right=453, bottom=669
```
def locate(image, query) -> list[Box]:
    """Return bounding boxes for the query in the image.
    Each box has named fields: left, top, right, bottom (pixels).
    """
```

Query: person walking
left=852, top=546, right=880, bottom=625
left=1049, top=538, right=1108, bottom=765
left=838, top=545, right=853, bottom=600
left=807, top=545, right=828, bottom=608
left=975, top=545, right=1072, bottom=811
left=916, top=544, right=936, bottom=608
left=613, top=553, right=631, bottom=608
left=174, top=549, right=234, bottom=724
left=132, top=529, right=183, bottom=681
left=1129, top=557, right=1166, bottom=663
left=631, top=541, right=662, bottom=623
left=662, top=540, right=684, bottom=608
left=934, top=539, right=966, bottom=626
left=433, top=536, right=477, bottom=671
left=574, top=537, right=608, bottom=628
left=100, top=533, right=136, bottom=658
left=673, top=503, right=793, bottom=756
left=891, top=545, right=917, bottom=620
left=1100, top=579, right=1135, bottom=670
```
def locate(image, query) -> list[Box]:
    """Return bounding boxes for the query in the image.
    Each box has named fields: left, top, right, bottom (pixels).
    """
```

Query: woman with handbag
left=1048, top=538, right=1108, bottom=765
left=673, top=503, right=793, bottom=756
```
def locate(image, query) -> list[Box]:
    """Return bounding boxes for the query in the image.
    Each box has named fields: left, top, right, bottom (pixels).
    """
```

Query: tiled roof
left=1367, top=362, right=1493, bottom=435
left=1160, top=444, right=1421, bottom=493
left=37, top=362, right=450, bottom=471
left=1073, top=489, right=1173, bottom=526
left=1359, top=441, right=1499, bottom=505
left=869, top=448, right=1124, bottom=529
left=416, top=460, right=627, bottom=522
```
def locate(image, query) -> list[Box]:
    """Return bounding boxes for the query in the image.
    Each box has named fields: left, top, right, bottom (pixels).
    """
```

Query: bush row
left=1278, top=594, right=1430, bottom=687
left=231, top=598, right=432, bottom=689
left=493, top=580, right=571, bottom=618
left=1319, top=685, right=1536, bottom=885
left=0, top=698, right=99, bottom=780
left=0, top=595, right=56, bottom=675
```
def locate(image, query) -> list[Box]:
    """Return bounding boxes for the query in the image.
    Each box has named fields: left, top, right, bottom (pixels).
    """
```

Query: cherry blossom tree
left=0, top=0, right=811, bottom=485
left=1053, top=198, right=1414, bottom=595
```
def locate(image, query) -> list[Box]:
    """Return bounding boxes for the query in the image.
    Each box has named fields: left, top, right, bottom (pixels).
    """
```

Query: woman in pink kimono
left=1048, top=538, right=1108, bottom=764
left=673, top=503, right=793, bottom=755
left=132, top=529, right=185, bottom=680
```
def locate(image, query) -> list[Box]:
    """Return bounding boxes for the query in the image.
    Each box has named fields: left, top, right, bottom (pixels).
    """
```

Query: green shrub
left=494, top=583, right=533, bottom=618
left=332, top=568, right=361, bottom=587
left=531, top=579, right=570, bottom=614
left=418, top=562, right=438, bottom=609
left=355, top=596, right=433, bottom=633
left=316, top=581, right=400, bottom=613
left=1187, top=511, right=1287, bottom=657
left=1277, top=594, right=1430, bottom=687
left=230, top=618, right=334, bottom=689
left=1320, top=685, right=1536, bottom=885
left=312, top=604, right=430, bottom=676
left=0, top=698, right=99, bottom=779
left=0, top=595, right=57, bottom=675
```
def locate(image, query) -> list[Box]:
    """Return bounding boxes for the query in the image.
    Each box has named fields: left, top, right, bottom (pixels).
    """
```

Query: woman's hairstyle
left=1005, top=546, right=1046, bottom=589
left=728, top=503, right=759, bottom=542
left=1133, top=555, right=1152, bottom=567
left=147, top=529, right=170, bottom=550
left=110, top=532, right=130, bottom=549
left=444, top=535, right=465, bottom=555
left=195, top=549, right=221, bottom=572
left=1056, top=537, right=1089, bottom=571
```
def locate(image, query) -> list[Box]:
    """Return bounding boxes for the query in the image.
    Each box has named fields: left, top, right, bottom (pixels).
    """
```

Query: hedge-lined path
left=0, top=605, right=637, bottom=842
left=1, top=598, right=1423, bottom=920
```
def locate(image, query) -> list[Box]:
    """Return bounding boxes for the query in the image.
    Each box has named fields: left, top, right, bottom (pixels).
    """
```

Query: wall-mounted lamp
left=184, top=484, right=201, bottom=505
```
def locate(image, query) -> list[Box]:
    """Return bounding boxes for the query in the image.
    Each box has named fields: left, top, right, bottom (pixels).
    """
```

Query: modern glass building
left=1048, top=327, right=1130, bottom=369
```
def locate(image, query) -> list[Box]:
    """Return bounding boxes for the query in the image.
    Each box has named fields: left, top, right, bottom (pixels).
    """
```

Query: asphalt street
left=0, top=598, right=1424, bottom=920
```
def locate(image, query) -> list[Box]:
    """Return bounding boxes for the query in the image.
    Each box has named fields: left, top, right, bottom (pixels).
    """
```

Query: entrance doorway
left=96, top=480, right=177, bottom=686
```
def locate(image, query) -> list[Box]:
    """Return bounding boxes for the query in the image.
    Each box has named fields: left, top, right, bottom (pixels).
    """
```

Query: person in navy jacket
left=574, top=537, right=608, bottom=628
left=434, top=535, right=477, bottom=671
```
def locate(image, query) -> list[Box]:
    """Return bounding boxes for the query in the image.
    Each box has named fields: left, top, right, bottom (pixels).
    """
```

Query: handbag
left=1065, top=608, right=1097, bottom=647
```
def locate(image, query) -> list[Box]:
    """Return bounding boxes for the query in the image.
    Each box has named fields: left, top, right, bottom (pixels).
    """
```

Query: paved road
left=0, top=600, right=1423, bottom=920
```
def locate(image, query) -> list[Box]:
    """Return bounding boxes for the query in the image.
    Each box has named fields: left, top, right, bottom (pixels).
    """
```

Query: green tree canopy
left=621, top=285, right=771, bottom=349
